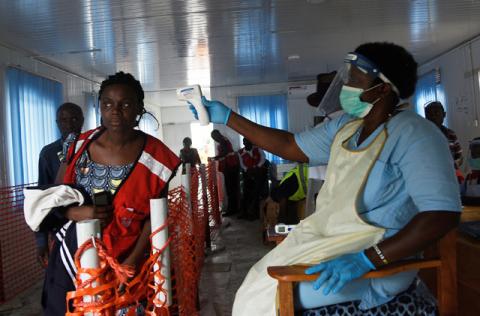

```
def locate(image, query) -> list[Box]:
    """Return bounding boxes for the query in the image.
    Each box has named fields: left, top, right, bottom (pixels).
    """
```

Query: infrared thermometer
left=176, top=85, right=210, bottom=126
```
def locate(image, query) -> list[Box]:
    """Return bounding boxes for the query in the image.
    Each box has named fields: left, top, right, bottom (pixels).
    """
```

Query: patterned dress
left=64, top=133, right=133, bottom=198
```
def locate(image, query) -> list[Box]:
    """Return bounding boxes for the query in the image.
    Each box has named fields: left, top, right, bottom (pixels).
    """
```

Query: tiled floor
left=0, top=217, right=271, bottom=316
left=0, top=280, right=43, bottom=316
left=199, top=217, right=272, bottom=316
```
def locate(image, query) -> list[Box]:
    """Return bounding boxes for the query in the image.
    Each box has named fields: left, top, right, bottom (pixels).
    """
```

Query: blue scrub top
left=294, top=109, right=461, bottom=309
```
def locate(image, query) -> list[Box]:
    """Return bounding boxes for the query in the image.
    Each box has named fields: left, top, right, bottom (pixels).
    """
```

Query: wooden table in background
left=458, top=205, right=480, bottom=315
left=461, top=205, right=480, bottom=222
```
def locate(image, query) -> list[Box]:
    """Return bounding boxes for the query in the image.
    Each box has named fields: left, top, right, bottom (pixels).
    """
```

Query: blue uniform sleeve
left=397, top=132, right=462, bottom=212
left=294, top=114, right=352, bottom=166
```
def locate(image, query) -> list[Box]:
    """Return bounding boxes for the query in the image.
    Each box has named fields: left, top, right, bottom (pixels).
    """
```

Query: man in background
left=238, top=138, right=267, bottom=220
left=425, top=101, right=463, bottom=169
left=38, top=103, right=84, bottom=185
left=36, top=102, right=84, bottom=267
left=271, top=163, right=309, bottom=224
left=210, top=129, right=240, bottom=216
left=179, top=137, right=201, bottom=174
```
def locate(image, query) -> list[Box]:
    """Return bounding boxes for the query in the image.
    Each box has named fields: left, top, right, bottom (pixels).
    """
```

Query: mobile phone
left=93, top=190, right=111, bottom=206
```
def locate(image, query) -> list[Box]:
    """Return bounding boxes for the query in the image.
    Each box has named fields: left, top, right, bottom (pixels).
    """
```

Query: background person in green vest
left=270, top=163, right=309, bottom=224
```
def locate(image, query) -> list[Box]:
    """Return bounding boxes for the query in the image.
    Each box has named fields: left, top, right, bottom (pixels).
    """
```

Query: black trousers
left=241, top=169, right=268, bottom=217
left=224, top=166, right=240, bottom=213
left=42, top=222, right=77, bottom=316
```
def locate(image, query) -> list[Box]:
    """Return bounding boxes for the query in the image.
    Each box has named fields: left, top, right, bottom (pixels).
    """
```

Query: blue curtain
left=238, top=94, right=288, bottom=163
left=413, top=70, right=446, bottom=123
left=5, top=67, right=63, bottom=185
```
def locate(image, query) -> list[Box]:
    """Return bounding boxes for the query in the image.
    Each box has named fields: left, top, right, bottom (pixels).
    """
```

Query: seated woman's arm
left=228, top=112, right=308, bottom=162
left=194, top=99, right=308, bottom=162
left=365, top=211, right=460, bottom=267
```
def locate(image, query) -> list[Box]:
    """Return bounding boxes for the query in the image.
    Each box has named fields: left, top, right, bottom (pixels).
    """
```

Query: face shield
left=317, top=52, right=400, bottom=116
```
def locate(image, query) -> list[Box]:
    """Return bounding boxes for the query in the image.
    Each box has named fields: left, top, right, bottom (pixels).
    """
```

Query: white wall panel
left=287, top=84, right=317, bottom=133
left=419, top=36, right=480, bottom=171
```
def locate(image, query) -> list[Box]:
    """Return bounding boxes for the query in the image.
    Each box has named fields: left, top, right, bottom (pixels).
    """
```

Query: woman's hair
left=99, top=71, right=145, bottom=113
left=98, top=71, right=159, bottom=129
left=354, top=42, right=418, bottom=99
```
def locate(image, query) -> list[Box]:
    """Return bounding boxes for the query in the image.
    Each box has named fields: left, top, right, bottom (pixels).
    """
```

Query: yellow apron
left=232, top=120, right=387, bottom=316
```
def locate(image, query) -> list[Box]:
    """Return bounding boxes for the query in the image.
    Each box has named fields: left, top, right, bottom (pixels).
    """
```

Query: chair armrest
left=267, top=259, right=441, bottom=282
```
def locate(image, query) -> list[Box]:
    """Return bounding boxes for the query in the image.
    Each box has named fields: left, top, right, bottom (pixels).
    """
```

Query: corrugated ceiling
left=1, top=0, right=480, bottom=91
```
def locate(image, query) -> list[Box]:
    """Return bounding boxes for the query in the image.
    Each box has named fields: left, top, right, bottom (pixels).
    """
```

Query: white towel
left=24, top=185, right=85, bottom=232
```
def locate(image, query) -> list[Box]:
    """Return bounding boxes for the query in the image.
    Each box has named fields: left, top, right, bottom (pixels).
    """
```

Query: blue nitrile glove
left=188, top=96, right=232, bottom=125
left=305, top=251, right=375, bottom=295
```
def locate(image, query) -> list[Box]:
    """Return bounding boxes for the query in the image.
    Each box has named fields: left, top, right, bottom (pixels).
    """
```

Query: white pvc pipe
left=150, top=198, right=172, bottom=306
left=182, top=163, right=192, bottom=212
left=76, top=219, right=101, bottom=314
left=199, top=163, right=207, bottom=195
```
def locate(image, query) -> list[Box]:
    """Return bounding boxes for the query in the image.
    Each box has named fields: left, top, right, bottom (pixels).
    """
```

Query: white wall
left=419, top=36, right=480, bottom=169
left=0, top=42, right=99, bottom=186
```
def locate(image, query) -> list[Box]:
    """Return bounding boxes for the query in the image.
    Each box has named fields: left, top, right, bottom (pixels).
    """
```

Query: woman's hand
left=305, top=251, right=375, bottom=295
left=36, top=245, right=49, bottom=269
left=65, top=205, right=114, bottom=228
left=121, top=254, right=138, bottom=272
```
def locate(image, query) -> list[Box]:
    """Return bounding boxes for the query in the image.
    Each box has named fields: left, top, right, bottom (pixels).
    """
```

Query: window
left=413, top=69, right=446, bottom=121
left=138, top=113, right=159, bottom=137
left=190, top=122, right=215, bottom=163
left=237, top=94, right=288, bottom=163
left=85, top=92, right=100, bottom=130
left=5, top=67, right=63, bottom=185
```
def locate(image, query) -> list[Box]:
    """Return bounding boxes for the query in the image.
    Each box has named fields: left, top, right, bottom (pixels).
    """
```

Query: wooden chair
left=267, top=229, right=457, bottom=316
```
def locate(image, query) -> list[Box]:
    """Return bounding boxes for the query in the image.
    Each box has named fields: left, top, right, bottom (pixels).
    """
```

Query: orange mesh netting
left=167, top=186, right=199, bottom=315
left=206, top=161, right=222, bottom=237
left=189, top=166, right=207, bottom=273
left=66, top=223, right=172, bottom=316
left=58, top=162, right=224, bottom=315
left=0, top=183, right=43, bottom=303
left=67, top=175, right=212, bottom=315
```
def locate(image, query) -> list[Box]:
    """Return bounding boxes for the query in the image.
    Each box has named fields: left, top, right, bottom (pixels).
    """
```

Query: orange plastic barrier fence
left=167, top=186, right=200, bottom=316
left=67, top=176, right=210, bottom=316
left=206, top=161, right=222, bottom=238
left=0, top=162, right=225, bottom=313
left=190, top=166, right=207, bottom=275
left=66, top=228, right=171, bottom=315
left=0, top=183, right=43, bottom=303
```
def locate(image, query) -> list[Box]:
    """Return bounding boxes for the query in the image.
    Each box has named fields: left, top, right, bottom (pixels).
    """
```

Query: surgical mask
left=339, top=84, right=382, bottom=118
left=468, top=157, right=480, bottom=170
